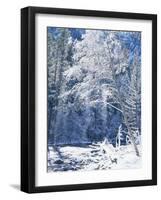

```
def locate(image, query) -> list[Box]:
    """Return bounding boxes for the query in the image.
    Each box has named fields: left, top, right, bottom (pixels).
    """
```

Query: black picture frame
left=21, top=6, right=157, bottom=193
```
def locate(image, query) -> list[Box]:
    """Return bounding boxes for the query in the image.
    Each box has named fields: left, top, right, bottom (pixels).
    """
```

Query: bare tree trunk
left=118, top=125, right=121, bottom=149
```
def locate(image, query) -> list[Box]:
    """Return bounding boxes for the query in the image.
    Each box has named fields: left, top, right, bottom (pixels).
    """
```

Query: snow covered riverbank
left=48, top=143, right=141, bottom=172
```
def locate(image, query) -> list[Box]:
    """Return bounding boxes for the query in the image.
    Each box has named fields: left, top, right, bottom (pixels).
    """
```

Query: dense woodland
left=47, top=27, right=141, bottom=157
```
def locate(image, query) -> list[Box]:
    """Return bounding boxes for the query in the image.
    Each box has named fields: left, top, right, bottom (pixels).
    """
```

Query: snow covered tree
left=103, top=31, right=140, bottom=156
left=47, top=30, right=57, bottom=141
left=71, top=30, right=122, bottom=142
left=47, top=28, right=73, bottom=144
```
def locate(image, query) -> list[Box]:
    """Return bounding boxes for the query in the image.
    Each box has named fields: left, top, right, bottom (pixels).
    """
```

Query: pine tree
left=47, top=28, right=73, bottom=144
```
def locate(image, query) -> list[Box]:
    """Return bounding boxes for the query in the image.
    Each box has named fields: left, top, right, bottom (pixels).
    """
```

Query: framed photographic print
left=21, top=6, right=157, bottom=193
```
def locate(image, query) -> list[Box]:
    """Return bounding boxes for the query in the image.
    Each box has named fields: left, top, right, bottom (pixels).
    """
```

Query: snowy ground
left=47, top=143, right=141, bottom=172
